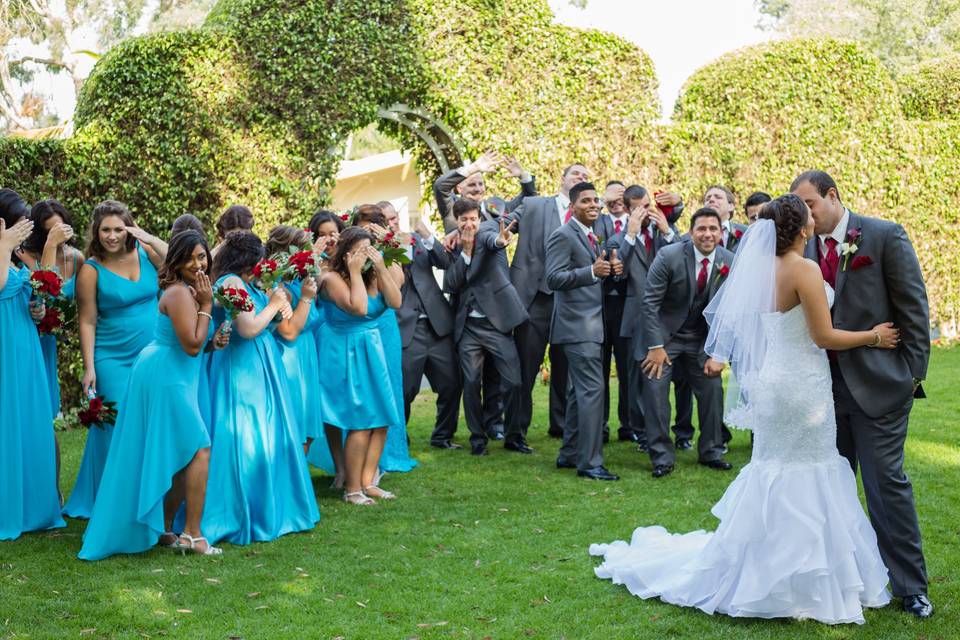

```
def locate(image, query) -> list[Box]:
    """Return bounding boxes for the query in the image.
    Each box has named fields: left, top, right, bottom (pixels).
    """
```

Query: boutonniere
left=714, top=262, right=730, bottom=283
left=839, top=228, right=862, bottom=271
left=733, top=229, right=744, bottom=241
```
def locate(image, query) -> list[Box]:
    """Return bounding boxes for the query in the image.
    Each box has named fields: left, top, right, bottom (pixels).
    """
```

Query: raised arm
left=222, top=276, right=292, bottom=339
left=163, top=279, right=213, bottom=357
left=275, top=277, right=318, bottom=341
left=126, top=226, right=168, bottom=268
left=322, top=250, right=370, bottom=316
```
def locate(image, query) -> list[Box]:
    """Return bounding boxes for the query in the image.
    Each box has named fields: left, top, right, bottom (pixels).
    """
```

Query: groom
left=792, top=170, right=933, bottom=618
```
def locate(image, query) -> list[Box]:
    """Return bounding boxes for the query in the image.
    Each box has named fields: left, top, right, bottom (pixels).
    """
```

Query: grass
left=2, top=348, right=958, bottom=640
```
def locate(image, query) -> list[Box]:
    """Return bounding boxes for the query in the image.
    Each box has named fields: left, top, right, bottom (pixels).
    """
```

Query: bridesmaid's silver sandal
left=343, top=491, right=375, bottom=505
left=159, top=531, right=179, bottom=548
left=177, top=534, right=223, bottom=556
left=363, top=485, right=396, bottom=500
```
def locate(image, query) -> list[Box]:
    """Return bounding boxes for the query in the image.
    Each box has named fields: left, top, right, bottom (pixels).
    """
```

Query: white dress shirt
left=556, top=192, right=571, bottom=227
left=819, top=208, right=851, bottom=256
left=570, top=216, right=600, bottom=281
left=623, top=221, right=676, bottom=246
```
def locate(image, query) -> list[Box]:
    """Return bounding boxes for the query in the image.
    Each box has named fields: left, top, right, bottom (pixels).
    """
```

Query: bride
left=589, top=194, right=899, bottom=624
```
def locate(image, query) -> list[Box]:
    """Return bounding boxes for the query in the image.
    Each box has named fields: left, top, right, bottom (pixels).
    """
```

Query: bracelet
left=198, top=311, right=213, bottom=320
left=868, top=331, right=881, bottom=348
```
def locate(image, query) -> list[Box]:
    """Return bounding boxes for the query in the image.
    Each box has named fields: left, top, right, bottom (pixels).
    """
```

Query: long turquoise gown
left=37, top=253, right=78, bottom=419
left=78, top=312, right=213, bottom=560
left=0, top=266, right=65, bottom=540
left=202, top=275, right=319, bottom=545
left=63, top=245, right=159, bottom=519
left=275, top=280, right=324, bottom=444
left=377, top=306, right=417, bottom=473
left=306, top=300, right=336, bottom=474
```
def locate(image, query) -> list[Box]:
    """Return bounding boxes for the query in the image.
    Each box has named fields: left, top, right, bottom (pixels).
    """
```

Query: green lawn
left=2, top=349, right=958, bottom=640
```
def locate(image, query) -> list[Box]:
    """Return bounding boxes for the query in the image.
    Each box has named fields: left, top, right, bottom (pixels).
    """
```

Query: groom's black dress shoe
left=699, top=459, right=733, bottom=471
left=618, top=431, right=640, bottom=443
left=675, top=438, right=693, bottom=451
left=431, top=441, right=462, bottom=450
left=556, top=457, right=576, bottom=469
left=470, top=444, right=488, bottom=456
left=504, top=439, right=534, bottom=454
left=903, top=594, right=933, bottom=618
left=652, top=464, right=674, bottom=478
left=577, top=466, right=620, bottom=481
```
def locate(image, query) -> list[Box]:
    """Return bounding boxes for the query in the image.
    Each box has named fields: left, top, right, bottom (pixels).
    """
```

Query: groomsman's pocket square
left=850, top=255, right=874, bottom=270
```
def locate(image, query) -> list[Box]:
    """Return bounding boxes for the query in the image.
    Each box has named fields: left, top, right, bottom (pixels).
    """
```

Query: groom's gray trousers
left=832, top=361, right=928, bottom=597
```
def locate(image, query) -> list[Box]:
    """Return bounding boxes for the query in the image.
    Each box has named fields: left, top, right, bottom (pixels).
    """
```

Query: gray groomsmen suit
left=443, top=219, right=529, bottom=448
left=804, top=209, right=930, bottom=598
left=434, top=167, right=537, bottom=234
left=506, top=195, right=570, bottom=438
left=720, top=220, right=749, bottom=253
left=398, top=233, right=462, bottom=445
left=641, top=241, right=734, bottom=468
left=545, top=220, right=609, bottom=472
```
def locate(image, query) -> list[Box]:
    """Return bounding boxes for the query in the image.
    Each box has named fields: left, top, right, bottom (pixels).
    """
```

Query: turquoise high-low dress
left=63, top=245, right=159, bottom=518
left=0, top=266, right=65, bottom=540
left=275, top=280, right=324, bottom=444
left=203, top=275, right=319, bottom=545
left=377, top=306, right=417, bottom=473
left=78, top=311, right=213, bottom=560
left=37, top=253, right=78, bottom=419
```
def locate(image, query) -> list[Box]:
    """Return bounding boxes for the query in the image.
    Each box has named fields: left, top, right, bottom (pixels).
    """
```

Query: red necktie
left=697, top=258, right=709, bottom=294
left=820, top=238, right=840, bottom=287
left=614, top=219, right=622, bottom=235
left=643, top=226, right=653, bottom=254
left=564, top=205, right=572, bottom=224
left=719, top=230, right=725, bottom=247
left=588, top=232, right=598, bottom=254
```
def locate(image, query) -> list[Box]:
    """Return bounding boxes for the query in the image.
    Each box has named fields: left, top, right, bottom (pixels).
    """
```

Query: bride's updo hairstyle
left=758, top=193, right=809, bottom=256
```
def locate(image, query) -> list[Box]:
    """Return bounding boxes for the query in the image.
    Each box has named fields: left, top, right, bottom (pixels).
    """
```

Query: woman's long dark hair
left=23, top=199, right=73, bottom=256
left=264, top=225, right=310, bottom=258
left=212, top=230, right=263, bottom=280
left=351, top=204, right=386, bottom=228
left=215, top=205, right=254, bottom=240
left=158, top=230, right=211, bottom=290
left=330, top=226, right=376, bottom=288
left=85, top=200, right=137, bottom=260
left=309, top=210, right=344, bottom=237
left=758, top=193, right=810, bottom=256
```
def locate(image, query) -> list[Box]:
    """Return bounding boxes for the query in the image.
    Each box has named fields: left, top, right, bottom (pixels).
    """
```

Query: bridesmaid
left=264, top=226, right=324, bottom=453
left=211, top=205, right=254, bottom=258
left=17, top=199, right=85, bottom=419
left=170, top=213, right=206, bottom=238
left=0, top=191, right=65, bottom=540
left=351, top=205, right=417, bottom=474
left=64, top=200, right=167, bottom=519
left=79, top=231, right=230, bottom=560
left=319, top=226, right=404, bottom=505
left=306, top=211, right=344, bottom=478
left=203, top=231, right=319, bottom=544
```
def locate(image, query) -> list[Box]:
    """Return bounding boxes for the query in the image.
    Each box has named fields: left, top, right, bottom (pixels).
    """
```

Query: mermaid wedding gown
left=589, top=286, right=891, bottom=624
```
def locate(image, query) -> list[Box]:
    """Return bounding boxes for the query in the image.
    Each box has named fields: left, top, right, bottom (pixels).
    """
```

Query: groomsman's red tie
left=643, top=226, right=653, bottom=254
left=697, top=258, right=709, bottom=294
left=564, top=205, right=573, bottom=224
left=614, top=219, right=622, bottom=235
left=820, top=237, right=840, bottom=287
left=588, top=232, right=598, bottom=254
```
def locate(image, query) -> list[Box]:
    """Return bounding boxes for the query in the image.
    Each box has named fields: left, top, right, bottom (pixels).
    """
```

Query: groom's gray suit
left=805, top=209, right=930, bottom=598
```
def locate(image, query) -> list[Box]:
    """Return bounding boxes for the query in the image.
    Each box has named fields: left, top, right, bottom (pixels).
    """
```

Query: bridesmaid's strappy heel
left=343, top=491, right=375, bottom=505
left=177, top=534, right=223, bottom=556
left=364, top=485, right=396, bottom=500
left=159, top=531, right=179, bottom=548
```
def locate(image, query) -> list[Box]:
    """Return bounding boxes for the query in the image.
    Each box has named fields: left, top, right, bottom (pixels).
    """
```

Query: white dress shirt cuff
left=421, top=234, right=435, bottom=250
left=624, top=234, right=636, bottom=246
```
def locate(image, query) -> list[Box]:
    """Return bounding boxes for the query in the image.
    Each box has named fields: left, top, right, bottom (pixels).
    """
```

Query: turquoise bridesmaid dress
left=275, top=280, right=324, bottom=444
left=202, top=275, right=319, bottom=545
left=0, top=266, right=65, bottom=539
left=377, top=306, right=417, bottom=473
left=78, top=312, right=213, bottom=560
left=37, top=253, right=78, bottom=419
left=63, top=245, right=159, bottom=518
left=306, top=299, right=336, bottom=474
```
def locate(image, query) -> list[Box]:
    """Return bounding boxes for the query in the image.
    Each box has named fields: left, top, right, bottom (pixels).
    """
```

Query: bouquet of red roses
left=283, top=246, right=321, bottom=281
left=252, top=257, right=289, bottom=290
left=214, top=284, right=254, bottom=333
left=366, top=230, right=411, bottom=271
left=78, top=395, right=118, bottom=430
left=29, top=267, right=75, bottom=335
left=29, top=267, right=63, bottom=300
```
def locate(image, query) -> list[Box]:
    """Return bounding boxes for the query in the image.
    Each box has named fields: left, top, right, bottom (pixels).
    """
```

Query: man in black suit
left=640, top=207, right=734, bottom=478
left=389, top=202, right=463, bottom=449
left=443, top=198, right=530, bottom=457
left=507, top=163, right=591, bottom=441
left=546, top=182, right=622, bottom=480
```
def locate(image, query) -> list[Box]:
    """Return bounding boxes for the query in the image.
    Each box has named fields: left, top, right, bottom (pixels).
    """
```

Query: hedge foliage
left=2, top=5, right=960, bottom=409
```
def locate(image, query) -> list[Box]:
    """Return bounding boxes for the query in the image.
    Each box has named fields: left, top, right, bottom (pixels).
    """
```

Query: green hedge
left=900, top=55, right=960, bottom=121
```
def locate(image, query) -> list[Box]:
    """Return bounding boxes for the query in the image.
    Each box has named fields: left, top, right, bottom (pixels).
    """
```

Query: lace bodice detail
left=750, top=285, right=838, bottom=464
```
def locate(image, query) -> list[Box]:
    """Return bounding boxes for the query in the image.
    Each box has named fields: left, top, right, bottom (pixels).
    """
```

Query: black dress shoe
left=556, top=457, right=576, bottom=469
left=652, top=464, right=674, bottom=478
left=504, top=440, right=533, bottom=454
left=431, top=441, right=462, bottom=450
left=618, top=432, right=640, bottom=443
left=489, top=431, right=505, bottom=441
left=547, top=429, right=564, bottom=439
left=903, top=594, right=933, bottom=618
left=470, top=444, right=488, bottom=456
left=675, top=438, right=693, bottom=450
left=577, top=466, right=620, bottom=481
left=699, top=459, right=732, bottom=470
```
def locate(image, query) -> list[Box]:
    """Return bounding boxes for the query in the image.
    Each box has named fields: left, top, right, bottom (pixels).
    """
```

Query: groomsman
left=793, top=170, right=933, bottom=618
left=617, top=185, right=680, bottom=450
left=640, top=207, right=734, bottom=478
left=443, top=198, right=530, bottom=456
left=743, top=191, right=772, bottom=225
left=546, top=182, right=621, bottom=480
left=389, top=202, right=463, bottom=449
left=703, top=185, right=748, bottom=253
left=508, top=163, right=591, bottom=440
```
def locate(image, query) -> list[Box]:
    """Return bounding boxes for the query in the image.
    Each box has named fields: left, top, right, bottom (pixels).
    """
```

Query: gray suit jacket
left=545, top=221, right=608, bottom=345
left=443, top=219, right=528, bottom=342
left=506, top=194, right=566, bottom=309
left=723, top=221, right=750, bottom=253
left=397, top=234, right=454, bottom=348
left=616, top=226, right=677, bottom=357
left=642, top=241, right=735, bottom=351
left=804, top=211, right=930, bottom=418
left=433, top=169, right=537, bottom=234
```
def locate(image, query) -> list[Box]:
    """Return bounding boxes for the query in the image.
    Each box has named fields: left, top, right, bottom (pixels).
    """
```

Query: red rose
left=847, top=228, right=861, bottom=241
left=414, top=249, right=422, bottom=256
left=409, top=237, right=416, bottom=246
left=734, top=229, right=743, bottom=239
left=719, top=264, right=730, bottom=277
left=340, top=214, right=350, bottom=221
left=850, top=255, right=873, bottom=270
left=37, top=306, right=63, bottom=334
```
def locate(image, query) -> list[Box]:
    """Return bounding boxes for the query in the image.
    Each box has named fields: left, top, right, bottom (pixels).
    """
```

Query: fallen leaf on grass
left=254, top=606, right=269, bottom=611
left=415, top=621, right=448, bottom=628
left=246, top=592, right=260, bottom=598
left=176, top=609, right=192, bottom=614
left=80, top=629, right=96, bottom=635
left=205, top=578, right=221, bottom=584
left=356, top=601, right=367, bottom=608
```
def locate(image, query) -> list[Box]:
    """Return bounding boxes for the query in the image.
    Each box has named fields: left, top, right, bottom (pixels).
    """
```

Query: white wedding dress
left=589, top=287, right=892, bottom=624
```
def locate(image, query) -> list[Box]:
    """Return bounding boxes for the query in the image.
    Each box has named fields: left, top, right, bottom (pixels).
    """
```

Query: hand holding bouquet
left=214, top=285, right=254, bottom=334
left=78, top=394, right=118, bottom=430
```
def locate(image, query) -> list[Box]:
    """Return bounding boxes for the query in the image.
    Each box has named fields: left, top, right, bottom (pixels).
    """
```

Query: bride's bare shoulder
left=779, top=254, right=822, bottom=281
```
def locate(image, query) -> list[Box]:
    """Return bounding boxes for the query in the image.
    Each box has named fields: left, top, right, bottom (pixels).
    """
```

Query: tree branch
left=9, top=55, right=69, bottom=70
